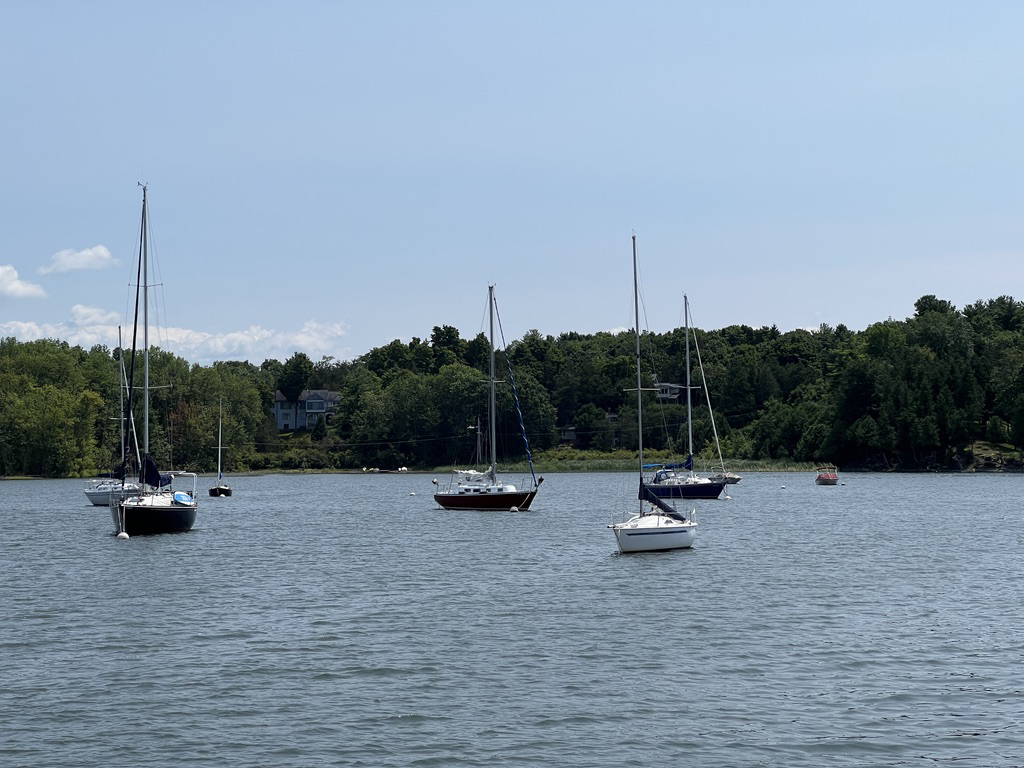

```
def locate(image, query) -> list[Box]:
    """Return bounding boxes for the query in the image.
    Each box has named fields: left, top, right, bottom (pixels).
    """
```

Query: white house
left=273, top=389, right=340, bottom=431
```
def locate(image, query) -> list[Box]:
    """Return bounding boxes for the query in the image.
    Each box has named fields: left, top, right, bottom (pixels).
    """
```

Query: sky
left=2, top=1, right=1023, bottom=366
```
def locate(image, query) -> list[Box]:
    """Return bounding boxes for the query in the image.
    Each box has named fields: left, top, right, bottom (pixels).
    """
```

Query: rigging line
left=492, top=291, right=539, bottom=486
left=688, top=301, right=727, bottom=471
left=633, top=234, right=655, bottom=341
left=121, top=189, right=147, bottom=484
left=142, top=187, right=170, bottom=354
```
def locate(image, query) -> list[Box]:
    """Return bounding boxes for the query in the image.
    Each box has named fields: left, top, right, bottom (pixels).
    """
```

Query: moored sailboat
left=432, top=285, right=543, bottom=511
left=112, top=185, right=198, bottom=537
left=644, top=294, right=727, bottom=500
left=209, top=400, right=232, bottom=497
left=85, top=328, right=141, bottom=505
left=609, top=235, right=697, bottom=553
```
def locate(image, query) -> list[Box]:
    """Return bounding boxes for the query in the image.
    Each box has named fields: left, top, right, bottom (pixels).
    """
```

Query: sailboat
left=643, top=294, right=727, bottom=500
left=113, top=184, right=199, bottom=537
left=432, top=285, right=543, bottom=511
left=84, top=328, right=141, bottom=505
left=609, top=235, right=697, bottom=553
left=209, top=400, right=232, bottom=497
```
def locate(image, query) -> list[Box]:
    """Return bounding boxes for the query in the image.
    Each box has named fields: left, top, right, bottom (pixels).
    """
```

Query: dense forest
left=2, top=294, right=1024, bottom=478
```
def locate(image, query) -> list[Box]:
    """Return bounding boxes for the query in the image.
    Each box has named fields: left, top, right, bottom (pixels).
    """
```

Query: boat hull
left=434, top=488, right=538, bottom=511
left=815, top=476, right=839, bottom=485
left=112, top=494, right=197, bottom=535
left=84, top=482, right=140, bottom=506
left=209, top=485, right=232, bottom=497
left=610, top=515, right=697, bottom=553
left=644, top=480, right=726, bottom=500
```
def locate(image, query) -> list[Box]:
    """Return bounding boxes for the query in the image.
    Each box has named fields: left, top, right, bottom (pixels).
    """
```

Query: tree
left=278, top=352, right=314, bottom=428
left=311, top=415, right=327, bottom=441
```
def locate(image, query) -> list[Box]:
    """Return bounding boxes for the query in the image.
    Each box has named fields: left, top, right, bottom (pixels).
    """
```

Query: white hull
left=611, top=235, right=698, bottom=553
left=84, top=481, right=140, bottom=506
left=610, top=512, right=697, bottom=553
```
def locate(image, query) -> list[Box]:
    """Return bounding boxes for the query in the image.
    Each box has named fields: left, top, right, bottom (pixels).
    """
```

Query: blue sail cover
left=664, top=455, right=694, bottom=470
left=639, top=479, right=683, bottom=517
left=139, top=454, right=161, bottom=487
left=139, top=454, right=172, bottom=488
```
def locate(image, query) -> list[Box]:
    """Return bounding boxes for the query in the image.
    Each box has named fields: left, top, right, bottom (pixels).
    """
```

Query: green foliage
left=6, top=293, right=1024, bottom=476
left=278, top=352, right=314, bottom=407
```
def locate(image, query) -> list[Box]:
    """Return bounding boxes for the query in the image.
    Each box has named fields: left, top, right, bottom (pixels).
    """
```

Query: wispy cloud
left=0, top=265, right=46, bottom=298
left=0, top=308, right=350, bottom=365
left=39, top=245, right=117, bottom=274
left=71, top=304, right=120, bottom=326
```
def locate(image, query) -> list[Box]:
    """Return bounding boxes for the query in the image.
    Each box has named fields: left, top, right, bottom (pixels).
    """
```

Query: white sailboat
left=113, top=184, right=198, bottom=537
left=84, top=328, right=141, bottom=505
left=609, top=235, right=697, bottom=553
left=432, top=284, right=543, bottom=511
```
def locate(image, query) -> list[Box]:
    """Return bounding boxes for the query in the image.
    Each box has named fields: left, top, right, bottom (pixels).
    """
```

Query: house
left=274, top=389, right=340, bottom=431
left=656, top=382, right=685, bottom=405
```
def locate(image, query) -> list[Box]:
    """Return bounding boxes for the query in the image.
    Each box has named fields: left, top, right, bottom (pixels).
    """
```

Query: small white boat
left=609, top=235, right=696, bottom=553
left=84, top=478, right=140, bottom=506
left=709, top=470, right=742, bottom=485
left=611, top=482, right=698, bottom=553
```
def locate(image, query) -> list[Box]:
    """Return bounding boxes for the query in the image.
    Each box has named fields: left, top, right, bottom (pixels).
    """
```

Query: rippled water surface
left=3, top=471, right=1024, bottom=766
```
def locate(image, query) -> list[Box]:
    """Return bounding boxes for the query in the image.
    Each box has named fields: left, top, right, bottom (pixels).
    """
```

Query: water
left=3, top=471, right=1024, bottom=767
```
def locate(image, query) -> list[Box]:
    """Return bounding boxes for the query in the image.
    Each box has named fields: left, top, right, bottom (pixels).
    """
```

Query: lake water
left=2, top=471, right=1024, bottom=767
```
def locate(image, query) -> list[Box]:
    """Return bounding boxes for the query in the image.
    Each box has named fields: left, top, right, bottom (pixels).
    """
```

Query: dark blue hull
left=112, top=504, right=197, bottom=535
left=644, top=480, right=726, bottom=500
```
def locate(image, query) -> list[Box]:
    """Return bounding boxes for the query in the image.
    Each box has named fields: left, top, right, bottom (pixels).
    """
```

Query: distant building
left=656, top=382, right=685, bottom=405
left=274, top=389, right=340, bottom=431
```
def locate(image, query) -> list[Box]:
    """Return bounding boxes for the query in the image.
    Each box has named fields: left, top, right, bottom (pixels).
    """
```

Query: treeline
left=2, top=294, right=1024, bottom=477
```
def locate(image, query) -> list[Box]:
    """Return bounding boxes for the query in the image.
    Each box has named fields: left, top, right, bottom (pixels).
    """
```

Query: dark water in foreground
left=3, top=471, right=1024, bottom=767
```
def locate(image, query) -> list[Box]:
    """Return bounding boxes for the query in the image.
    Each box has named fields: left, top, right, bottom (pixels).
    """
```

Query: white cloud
left=71, top=304, right=120, bottom=326
left=171, top=321, right=350, bottom=364
left=0, top=265, right=47, bottom=298
left=0, top=309, right=350, bottom=364
left=39, top=245, right=117, bottom=274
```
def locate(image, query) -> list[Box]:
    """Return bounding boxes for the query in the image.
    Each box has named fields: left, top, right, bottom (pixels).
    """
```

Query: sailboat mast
left=117, top=326, right=125, bottom=466
left=685, top=293, right=694, bottom=476
left=141, top=184, right=150, bottom=456
left=633, top=235, right=644, bottom=483
left=488, top=284, right=497, bottom=483
left=217, top=399, right=223, bottom=479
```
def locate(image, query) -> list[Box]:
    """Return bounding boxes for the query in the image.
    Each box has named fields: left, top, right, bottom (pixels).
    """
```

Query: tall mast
left=685, top=293, right=693, bottom=476
left=488, top=284, right=497, bottom=483
left=633, top=235, right=643, bottom=487
left=141, top=184, right=150, bottom=456
left=217, top=398, right=223, bottom=479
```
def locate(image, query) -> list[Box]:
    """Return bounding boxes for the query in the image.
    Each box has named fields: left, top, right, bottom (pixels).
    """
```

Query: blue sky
left=2, top=2, right=1022, bottom=365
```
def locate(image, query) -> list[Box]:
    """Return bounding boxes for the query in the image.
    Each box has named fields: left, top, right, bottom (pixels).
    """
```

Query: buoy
left=780, top=485, right=786, bottom=489
left=409, top=492, right=416, bottom=496
left=116, top=531, right=129, bottom=540
left=510, top=506, right=519, bottom=512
